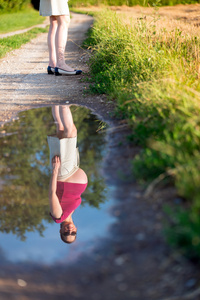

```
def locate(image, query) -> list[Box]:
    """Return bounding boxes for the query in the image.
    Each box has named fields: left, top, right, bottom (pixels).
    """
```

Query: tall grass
left=0, top=0, right=29, bottom=13
left=69, top=0, right=199, bottom=7
left=84, top=10, right=200, bottom=259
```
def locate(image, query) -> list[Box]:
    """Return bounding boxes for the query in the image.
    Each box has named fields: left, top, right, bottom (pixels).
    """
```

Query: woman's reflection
left=47, top=105, right=88, bottom=244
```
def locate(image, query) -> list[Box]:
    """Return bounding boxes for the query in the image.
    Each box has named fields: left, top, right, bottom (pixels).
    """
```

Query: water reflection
left=0, top=105, right=107, bottom=244
left=48, top=105, right=88, bottom=244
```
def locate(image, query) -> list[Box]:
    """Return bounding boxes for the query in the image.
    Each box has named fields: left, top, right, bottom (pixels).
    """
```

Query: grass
left=0, top=7, right=45, bottom=34
left=0, top=27, right=48, bottom=59
left=70, top=7, right=98, bottom=16
left=69, top=0, right=200, bottom=7
left=83, top=9, right=200, bottom=259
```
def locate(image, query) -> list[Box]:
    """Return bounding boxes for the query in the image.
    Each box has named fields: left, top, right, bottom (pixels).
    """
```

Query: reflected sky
left=0, top=106, right=115, bottom=265
left=0, top=187, right=115, bottom=265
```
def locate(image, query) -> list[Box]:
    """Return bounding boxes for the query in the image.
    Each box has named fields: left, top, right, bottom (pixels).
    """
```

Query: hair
left=59, top=223, right=77, bottom=244
left=60, top=233, right=77, bottom=244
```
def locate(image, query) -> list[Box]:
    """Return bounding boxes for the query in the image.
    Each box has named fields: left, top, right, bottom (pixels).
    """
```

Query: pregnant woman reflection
left=48, top=105, right=88, bottom=244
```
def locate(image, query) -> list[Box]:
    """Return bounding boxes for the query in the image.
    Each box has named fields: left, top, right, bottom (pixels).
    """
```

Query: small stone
left=113, top=210, right=121, bottom=217
left=185, top=278, right=197, bottom=288
left=135, top=233, right=145, bottom=241
left=114, top=273, right=124, bottom=282
left=92, top=293, right=101, bottom=300
left=81, top=276, right=90, bottom=284
left=135, top=193, right=142, bottom=199
left=17, top=279, right=27, bottom=287
left=118, top=283, right=128, bottom=291
left=114, top=256, right=125, bottom=266
left=174, top=198, right=183, bottom=204
left=129, top=290, right=140, bottom=297
left=94, top=254, right=101, bottom=261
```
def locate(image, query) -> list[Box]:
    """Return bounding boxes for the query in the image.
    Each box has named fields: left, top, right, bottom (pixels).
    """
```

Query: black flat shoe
left=55, top=67, right=82, bottom=76
left=47, top=66, right=55, bottom=74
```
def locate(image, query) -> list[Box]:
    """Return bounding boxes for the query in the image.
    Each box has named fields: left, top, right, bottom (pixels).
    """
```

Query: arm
left=49, top=156, right=63, bottom=218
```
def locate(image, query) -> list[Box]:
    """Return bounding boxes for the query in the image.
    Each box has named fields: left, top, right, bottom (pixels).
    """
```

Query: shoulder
left=66, top=168, right=88, bottom=184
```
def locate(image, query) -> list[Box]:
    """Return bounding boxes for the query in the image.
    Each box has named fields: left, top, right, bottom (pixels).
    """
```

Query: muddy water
left=0, top=105, right=115, bottom=265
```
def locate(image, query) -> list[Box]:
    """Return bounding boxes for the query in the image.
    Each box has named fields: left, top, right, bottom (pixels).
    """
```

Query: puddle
left=0, top=105, right=116, bottom=266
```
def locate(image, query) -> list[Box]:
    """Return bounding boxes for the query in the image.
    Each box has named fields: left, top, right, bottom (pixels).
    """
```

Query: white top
left=39, top=0, right=70, bottom=16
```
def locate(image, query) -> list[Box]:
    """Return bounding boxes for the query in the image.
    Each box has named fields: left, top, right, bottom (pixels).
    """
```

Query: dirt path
left=0, top=9, right=200, bottom=300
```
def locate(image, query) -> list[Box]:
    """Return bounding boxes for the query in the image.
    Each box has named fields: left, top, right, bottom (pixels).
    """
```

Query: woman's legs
left=59, top=105, right=77, bottom=138
left=48, top=16, right=58, bottom=68
left=55, top=15, right=74, bottom=72
left=52, top=105, right=64, bottom=139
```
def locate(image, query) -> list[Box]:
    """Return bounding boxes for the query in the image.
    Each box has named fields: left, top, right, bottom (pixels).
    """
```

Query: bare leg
left=59, top=105, right=77, bottom=138
left=55, top=15, right=74, bottom=72
left=52, top=106, right=64, bottom=139
left=48, top=16, right=58, bottom=68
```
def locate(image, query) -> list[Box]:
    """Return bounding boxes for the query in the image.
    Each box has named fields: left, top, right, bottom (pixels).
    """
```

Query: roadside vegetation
left=0, top=4, right=46, bottom=59
left=0, top=27, right=48, bottom=59
left=0, top=0, right=29, bottom=12
left=0, top=8, right=45, bottom=34
left=69, top=0, right=199, bottom=7
left=83, top=9, right=200, bottom=260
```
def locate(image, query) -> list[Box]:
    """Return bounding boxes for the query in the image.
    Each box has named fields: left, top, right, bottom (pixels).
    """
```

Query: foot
left=55, top=67, right=82, bottom=76
left=47, top=66, right=55, bottom=74
left=56, top=64, right=74, bottom=72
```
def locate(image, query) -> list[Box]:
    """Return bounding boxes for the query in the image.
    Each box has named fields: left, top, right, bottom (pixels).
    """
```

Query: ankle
left=49, top=61, right=56, bottom=68
left=56, top=62, right=66, bottom=68
left=56, top=63, right=74, bottom=71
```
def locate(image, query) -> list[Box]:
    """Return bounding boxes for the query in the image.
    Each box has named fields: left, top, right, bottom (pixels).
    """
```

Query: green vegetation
left=0, top=27, right=48, bottom=59
left=84, top=10, right=200, bottom=259
left=0, top=0, right=198, bottom=11
left=0, top=106, right=107, bottom=240
left=0, top=8, right=45, bottom=34
left=0, top=6, right=46, bottom=60
left=69, top=0, right=199, bottom=8
left=0, top=0, right=29, bottom=12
